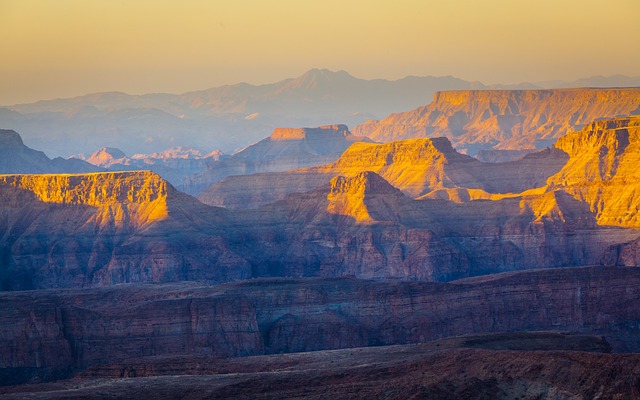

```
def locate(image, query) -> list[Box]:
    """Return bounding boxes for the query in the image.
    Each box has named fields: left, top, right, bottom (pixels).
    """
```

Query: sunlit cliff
left=0, top=171, right=170, bottom=229
left=353, top=88, right=640, bottom=154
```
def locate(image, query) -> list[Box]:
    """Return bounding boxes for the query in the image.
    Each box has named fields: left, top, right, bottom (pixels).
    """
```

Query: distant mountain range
left=1, top=69, right=638, bottom=158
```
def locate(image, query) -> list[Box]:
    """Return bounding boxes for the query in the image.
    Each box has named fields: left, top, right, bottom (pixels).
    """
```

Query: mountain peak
left=0, top=129, right=24, bottom=147
left=301, top=68, right=354, bottom=80
left=327, top=172, right=406, bottom=222
left=286, top=69, right=356, bottom=90
left=329, top=171, right=401, bottom=197
left=87, top=147, right=127, bottom=165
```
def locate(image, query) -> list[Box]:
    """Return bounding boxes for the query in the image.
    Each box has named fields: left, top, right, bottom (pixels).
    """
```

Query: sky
left=1, top=0, right=639, bottom=105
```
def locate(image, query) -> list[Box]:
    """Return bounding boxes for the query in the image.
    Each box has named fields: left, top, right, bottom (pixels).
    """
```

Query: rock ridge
left=3, top=267, right=640, bottom=385
left=548, top=116, right=640, bottom=227
left=353, top=88, right=640, bottom=154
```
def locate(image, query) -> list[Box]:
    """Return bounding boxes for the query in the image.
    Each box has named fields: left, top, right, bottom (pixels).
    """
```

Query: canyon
left=2, top=267, right=640, bottom=389
left=4, top=117, right=640, bottom=290
left=198, top=137, right=569, bottom=208
left=4, top=84, right=640, bottom=397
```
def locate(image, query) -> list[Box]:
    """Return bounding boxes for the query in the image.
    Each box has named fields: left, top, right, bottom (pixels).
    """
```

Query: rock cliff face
left=353, top=88, right=640, bottom=154
left=3, top=168, right=633, bottom=290
left=2, top=267, right=640, bottom=385
left=230, top=172, right=632, bottom=282
left=548, top=116, right=640, bottom=227
left=0, top=130, right=100, bottom=174
left=184, top=124, right=369, bottom=195
left=0, top=171, right=250, bottom=290
left=199, top=137, right=569, bottom=209
left=6, top=118, right=640, bottom=290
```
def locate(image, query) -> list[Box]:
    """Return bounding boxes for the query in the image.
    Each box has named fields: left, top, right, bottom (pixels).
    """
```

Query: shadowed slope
left=0, top=130, right=100, bottom=174
left=0, top=171, right=250, bottom=290
left=3, top=267, right=640, bottom=388
left=184, top=124, right=369, bottom=194
left=223, top=172, right=629, bottom=282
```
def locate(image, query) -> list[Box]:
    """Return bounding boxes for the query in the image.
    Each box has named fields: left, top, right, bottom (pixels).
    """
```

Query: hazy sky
left=1, top=0, right=639, bottom=105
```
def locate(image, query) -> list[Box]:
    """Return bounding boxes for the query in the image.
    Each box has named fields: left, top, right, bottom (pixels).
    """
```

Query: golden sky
left=1, top=0, right=639, bottom=104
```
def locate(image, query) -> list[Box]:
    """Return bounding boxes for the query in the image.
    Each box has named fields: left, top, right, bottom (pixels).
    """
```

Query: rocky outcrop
left=353, top=88, right=640, bottom=154
left=229, top=172, right=633, bottom=281
left=184, top=124, right=369, bottom=195
left=0, top=130, right=100, bottom=174
left=199, top=137, right=569, bottom=209
left=548, top=116, right=640, bottom=227
left=0, top=171, right=250, bottom=290
left=2, top=267, right=640, bottom=386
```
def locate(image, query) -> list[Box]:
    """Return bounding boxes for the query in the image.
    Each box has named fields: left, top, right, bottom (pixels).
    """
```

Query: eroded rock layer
left=2, top=267, right=640, bottom=386
left=353, top=88, right=640, bottom=154
left=183, top=124, right=369, bottom=194
left=0, top=171, right=250, bottom=290
left=198, top=137, right=568, bottom=208
left=548, top=116, right=640, bottom=227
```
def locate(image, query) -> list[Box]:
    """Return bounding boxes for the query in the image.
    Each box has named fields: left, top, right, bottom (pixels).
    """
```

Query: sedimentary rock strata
left=353, top=88, right=640, bottom=154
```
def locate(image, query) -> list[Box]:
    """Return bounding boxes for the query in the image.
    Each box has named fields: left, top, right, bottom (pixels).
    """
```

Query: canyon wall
left=198, top=137, right=569, bottom=208
left=2, top=267, right=640, bottom=385
left=0, top=171, right=250, bottom=290
left=548, top=116, right=640, bottom=227
left=184, top=124, right=369, bottom=195
left=353, top=88, right=640, bottom=154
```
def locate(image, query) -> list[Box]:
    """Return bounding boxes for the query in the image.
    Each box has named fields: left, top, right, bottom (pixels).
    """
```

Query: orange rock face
left=548, top=116, right=640, bottom=227
left=199, top=136, right=568, bottom=208
left=353, top=88, right=640, bottom=154
left=0, top=171, right=170, bottom=229
left=0, top=171, right=250, bottom=290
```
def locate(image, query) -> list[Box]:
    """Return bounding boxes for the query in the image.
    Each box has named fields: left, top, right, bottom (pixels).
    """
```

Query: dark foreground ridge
left=3, top=331, right=638, bottom=400
left=2, top=266, right=640, bottom=389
